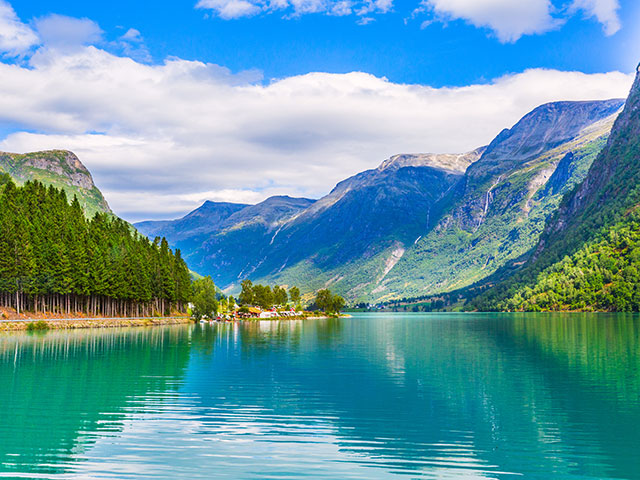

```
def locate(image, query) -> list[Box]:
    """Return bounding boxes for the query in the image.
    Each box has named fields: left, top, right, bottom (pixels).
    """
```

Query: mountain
left=473, top=68, right=640, bottom=311
left=0, top=150, right=110, bottom=217
left=234, top=150, right=484, bottom=297
left=135, top=98, right=624, bottom=303
left=136, top=196, right=317, bottom=288
left=136, top=148, right=479, bottom=295
left=374, top=99, right=624, bottom=301
left=135, top=201, right=249, bottom=245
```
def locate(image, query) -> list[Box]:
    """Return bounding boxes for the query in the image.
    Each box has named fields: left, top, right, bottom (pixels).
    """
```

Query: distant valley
left=8, top=75, right=640, bottom=312
left=135, top=98, right=624, bottom=304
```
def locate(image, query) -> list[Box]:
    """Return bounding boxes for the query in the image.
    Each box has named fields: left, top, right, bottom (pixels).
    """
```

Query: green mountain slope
left=494, top=211, right=640, bottom=311
left=136, top=151, right=482, bottom=297
left=247, top=151, right=484, bottom=300
left=377, top=101, right=622, bottom=302
left=134, top=99, right=624, bottom=303
left=473, top=68, right=640, bottom=311
left=0, top=150, right=110, bottom=217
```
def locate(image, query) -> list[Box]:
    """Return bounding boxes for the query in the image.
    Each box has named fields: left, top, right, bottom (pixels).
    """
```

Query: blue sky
left=10, top=0, right=640, bottom=85
left=0, top=0, right=638, bottom=220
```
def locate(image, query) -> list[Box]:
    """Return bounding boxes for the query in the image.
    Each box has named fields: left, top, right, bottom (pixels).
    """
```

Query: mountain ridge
left=134, top=98, right=626, bottom=302
left=0, top=149, right=111, bottom=217
left=470, top=68, right=640, bottom=311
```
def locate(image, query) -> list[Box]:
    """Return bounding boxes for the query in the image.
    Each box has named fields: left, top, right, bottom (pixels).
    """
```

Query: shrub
left=26, top=320, right=49, bottom=332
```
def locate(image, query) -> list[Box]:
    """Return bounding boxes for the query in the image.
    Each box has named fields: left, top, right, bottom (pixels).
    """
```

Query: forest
left=0, top=175, right=192, bottom=317
left=477, top=210, right=640, bottom=312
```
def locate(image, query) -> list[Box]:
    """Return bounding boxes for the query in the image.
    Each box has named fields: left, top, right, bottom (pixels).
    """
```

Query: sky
left=0, top=0, right=639, bottom=221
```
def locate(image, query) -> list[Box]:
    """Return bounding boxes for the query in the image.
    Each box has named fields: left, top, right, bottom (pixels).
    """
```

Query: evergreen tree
left=0, top=180, right=192, bottom=317
left=288, top=286, right=301, bottom=308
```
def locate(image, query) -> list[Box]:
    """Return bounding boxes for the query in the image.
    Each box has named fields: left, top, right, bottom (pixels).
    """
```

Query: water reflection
left=0, top=314, right=638, bottom=479
left=0, top=327, right=191, bottom=476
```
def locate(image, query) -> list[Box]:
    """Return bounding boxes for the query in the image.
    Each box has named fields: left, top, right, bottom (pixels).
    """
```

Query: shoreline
left=0, top=316, right=192, bottom=332
left=0, top=313, right=352, bottom=332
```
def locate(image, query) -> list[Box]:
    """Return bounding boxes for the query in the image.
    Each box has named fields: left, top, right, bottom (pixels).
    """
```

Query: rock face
left=533, top=70, right=640, bottom=261
left=136, top=150, right=481, bottom=293
left=0, top=150, right=111, bottom=217
left=471, top=68, right=640, bottom=311
left=377, top=150, right=485, bottom=173
left=136, top=98, right=625, bottom=302
left=450, top=99, right=624, bottom=231
left=379, top=99, right=624, bottom=300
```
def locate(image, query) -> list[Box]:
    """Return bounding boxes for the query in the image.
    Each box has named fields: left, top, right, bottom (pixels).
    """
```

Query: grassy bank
left=0, top=316, right=192, bottom=332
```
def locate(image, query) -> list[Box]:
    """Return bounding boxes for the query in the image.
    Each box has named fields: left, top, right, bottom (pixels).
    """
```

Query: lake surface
left=1, top=313, right=639, bottom=479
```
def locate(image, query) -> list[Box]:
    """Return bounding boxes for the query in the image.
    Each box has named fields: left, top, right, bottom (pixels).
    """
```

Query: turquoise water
left=1, top=313, right=639, bottom=479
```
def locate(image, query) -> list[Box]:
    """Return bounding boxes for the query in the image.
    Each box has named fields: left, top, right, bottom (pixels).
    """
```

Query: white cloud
left=357, top=16, right=375, bottom=25
left=121, top=28, right=143, bottom=42
left=421, top=0, right=560, bottom=42
left=0, top=45, right=633, bottom=221
left=196, top=0, right=392, bottom=20
left=416, top=0, right=624, bottom=42
left=116, top=28, right=152, bottom=63
left=330, top=1, right=353, bottom=16
left=570, top=0, right=621, bottom=35
left=197, top=0, right=262, bottom=19
left=34, top=14, right=103, bottom=52
left=0, top=0, right=38, bottom=56
left=357, top=0, right=393, bottom=15
left=196, top=0, right=624, bottom=40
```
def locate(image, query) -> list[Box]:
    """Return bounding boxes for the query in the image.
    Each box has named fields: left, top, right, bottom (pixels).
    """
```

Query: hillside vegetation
left=491, top=210, right=640, bottom=311
left=0, top=175, right=191, bottom=317
left=472, top=70, right=640, bottom=312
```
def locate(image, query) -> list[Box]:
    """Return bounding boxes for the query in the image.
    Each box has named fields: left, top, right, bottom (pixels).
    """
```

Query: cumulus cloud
left=115, top=28, right=152, bottom=63
left=419, top=0, right=560, bottom=42
left=34, top=14, right=103, bottom=52
left=416, top=0, right=624, bottom=42
left=570, top=0, right=621, bottom=35
left=0, top=0, right=38, bottom=56
left=198, top=0, right=262, bottom=19
left=0, top=45, right=633, bottom=221
left=196, top=0, right=391, bottom=20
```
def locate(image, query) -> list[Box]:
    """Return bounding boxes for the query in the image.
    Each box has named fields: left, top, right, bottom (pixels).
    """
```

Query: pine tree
left=0, top=180, right=192, bottom=317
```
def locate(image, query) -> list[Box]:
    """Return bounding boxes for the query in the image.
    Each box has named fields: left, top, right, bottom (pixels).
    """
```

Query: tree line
left=0, top=177, right=192, bottom=317
left=313, top=288, right=345, bottom=314
left=477, top=211, right=640, bottom=312
left=237, top=279, right=345, bottom=313
left=238, top=279, right=301, bottom=309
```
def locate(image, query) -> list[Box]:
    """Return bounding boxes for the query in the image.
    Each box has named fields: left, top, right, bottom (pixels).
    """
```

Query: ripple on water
left=0, top=315, right=639, bottom=479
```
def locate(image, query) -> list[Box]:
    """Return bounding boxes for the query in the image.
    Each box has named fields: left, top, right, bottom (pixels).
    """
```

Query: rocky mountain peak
left=377, top=148, right=485, bottom=174
left=0, top=149, right=111, bottom=216
left=468, top=99, right=624, bottom=182
left=543, top=69, right=640, bottom=237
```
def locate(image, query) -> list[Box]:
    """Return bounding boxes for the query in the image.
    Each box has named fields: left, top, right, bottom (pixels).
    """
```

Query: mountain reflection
left=184, top=314, right=640, bottom=479
left=1, top=314, right=638, bottom=479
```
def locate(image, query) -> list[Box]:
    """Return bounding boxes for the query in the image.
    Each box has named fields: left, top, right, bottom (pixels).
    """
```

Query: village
left=191, top=279, right=346, bottom=323
left=201, top=304, right=306, bottom=322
